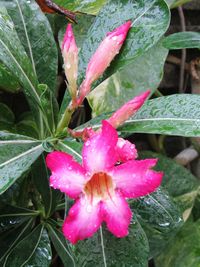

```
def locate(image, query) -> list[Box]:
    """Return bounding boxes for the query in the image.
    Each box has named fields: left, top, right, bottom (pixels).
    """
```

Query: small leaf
left=163, top=31, right=200, bottom=49
left=0, top=103, right=14, bottom=124
left=48, top=224, right=75, bottom=267
left=0, top=132, right=43, bottom=194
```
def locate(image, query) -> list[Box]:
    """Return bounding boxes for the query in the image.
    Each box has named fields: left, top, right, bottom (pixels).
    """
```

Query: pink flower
left=46, top=121, right=163, bottom=244
left=62, top=24, right=78, bottom=102
left=107, top=90, right=150, bottom=128
left=77, top=21, right=132, bottom=105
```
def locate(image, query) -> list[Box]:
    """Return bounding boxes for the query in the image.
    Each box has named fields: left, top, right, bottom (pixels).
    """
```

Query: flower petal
left=82, top=120, right=118, bottom=173
left=110, top=159, right=163, bottom=198
left=116, top=138, right=138, bottom=162
left=63, top=196, right=102, bottom=244
left=101, top=191, right=132, bottom=237
left=46, top=151, right=86, bottom=198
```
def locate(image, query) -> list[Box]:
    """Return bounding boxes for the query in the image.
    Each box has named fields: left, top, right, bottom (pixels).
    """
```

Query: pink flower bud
left=62, top=24, right=78, bottom=102
left=107, top=90, right=150, bottom=128
left=77, top=21, right=132, bottom=105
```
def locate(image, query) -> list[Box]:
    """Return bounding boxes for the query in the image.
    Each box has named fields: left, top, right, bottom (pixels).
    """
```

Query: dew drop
left=112, top=36, right=117, bottom=41
left=66, top=63, right=71, bottom=69
left=86, top=205, right=92, bottom=213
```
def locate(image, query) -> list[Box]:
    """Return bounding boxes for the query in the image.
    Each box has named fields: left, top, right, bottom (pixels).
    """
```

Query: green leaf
left=4, top=0, right=58, bottom=92
left=0, top=7, right=45, bottom=134
left=48, top=224, right=76, bottom=267
left=131, top=188, right=183, bottom=258
left=0, top=63, right=20, bottom=93
left=0, top=219, right=33, bottom=263
left=88, top=41, right=168, bottom=117
left=32, top=155, right=58, bottom=217
left=0, top=133, right=43, bottom=194
left=0, top=7, right=41, bottom=108
left=38, top=84, right=59, bottom=135
left=163, top=32, right=200, bottom=49
left=0, top=205, right=37, bottom=233
left=0, top=103, right=14, bottom=124
left=140, top=151, right=199, bottom=221
left=155, top=220, right=200, bottom=267
left=56, top=139, right=83, bottom=163
left=74, top=215, right=149, bottom=267
left=78, top=0, right=170, bottom=84
left=3, top=224, right=51, bottom=267
left=119, top=94, right=200, bottom=137
left=54, top=0, right=107, bottom=15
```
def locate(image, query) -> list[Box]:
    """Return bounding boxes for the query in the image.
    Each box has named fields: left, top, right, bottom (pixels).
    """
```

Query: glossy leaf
left=48, top=224, right=75, bottom=267
left=74, top=215, right=149, bottom=267
left=155, top=220, right=200, bottom=267
left=32, top=155, right=58, bottom=217
left=0, top=7, right=45, bottom=134
left=38, top=84, right=59, bottom=135
left=0, top=205, right=37, bottom=233
left=78, top=0, right=170, bottom=84
left=131, top=188, right=183, bottom=258
left=0, top=7, right=41, bottom=108
left=163, top=31, right=200, bottom=49
left=0, top=63, right=20, bottom=93
left=0, top=103, right=14, bottom=124
left=140, top=151, right=199, bottom=220
left=119, top=94, right=200, bottom=137
left=0, top=133, right=43, bottom=194
left=88, top=41, right=168, bottom=116
left=3, top=224, right=51, bottom=267
left=0, top=219, right=33, bottom=264
left=56, top=139, right=83, bottom=163
left=54, top=0, right=107, bottom=15
left=4, top=0, right=58, bottom=92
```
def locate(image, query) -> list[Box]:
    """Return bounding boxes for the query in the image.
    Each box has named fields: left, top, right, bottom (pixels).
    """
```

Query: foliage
left=0, top=0, right=200, bottom=266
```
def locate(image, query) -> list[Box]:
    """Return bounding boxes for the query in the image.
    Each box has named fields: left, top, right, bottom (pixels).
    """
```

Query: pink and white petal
left=101, top=191, right=132, bottom=237
left=63, top=196, right=102, bottom=244
left=46, top=151, right=86, bottom=198
left=116, top=138, right=138, bottom=162
left=82, top=121, right=118, bottom=173
left=110, top=159, right=163, bottom=198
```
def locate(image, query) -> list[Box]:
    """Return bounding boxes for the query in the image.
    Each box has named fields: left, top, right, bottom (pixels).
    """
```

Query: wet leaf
left=4, top=0, right=58, bottom=92
left=88, top=41, right=168, bottom=116
left=0, top=132, right=43, bottom=194
left=155, top=220, right=200, bottom=267
left=48, top=224, right=75, bottom=267
left=54, top=0, right=107, bottom=15
left=119, top=94, right=200, bottom=137
left=3, top=224, right=51, bottom=267
left=32, top=155, right=58, bottom=217
left=0, top=63, right=20, bottom=93
left=132, top=188, right=183, bottom=258
left=78, top=0, right=170, bottom=84
left=163, top=31, right=200, bottom=49
left=56, top=139, right=83, bottom=163
left=74, top=215, right=149, bottom=267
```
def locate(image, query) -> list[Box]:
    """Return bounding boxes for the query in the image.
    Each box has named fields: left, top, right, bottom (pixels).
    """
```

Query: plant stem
left=56, top=103, right=74, bottom=134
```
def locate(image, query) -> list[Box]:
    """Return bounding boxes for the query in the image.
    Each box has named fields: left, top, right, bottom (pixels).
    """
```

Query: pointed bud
left=107, top=90, right=150, bottom=128
left=77, top=21, right=132, bottom=105
left=62, top=24, right=78, bottom=102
